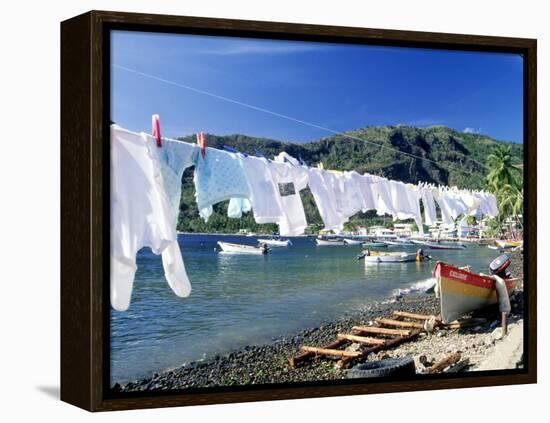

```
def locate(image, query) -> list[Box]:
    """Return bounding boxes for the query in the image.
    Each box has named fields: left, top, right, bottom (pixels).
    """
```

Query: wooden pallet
left=288, top=310, right=441, bottom=368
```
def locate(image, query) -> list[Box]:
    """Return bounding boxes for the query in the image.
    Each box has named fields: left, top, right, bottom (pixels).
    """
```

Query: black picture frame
left=60, top=10, right=537, bottom=411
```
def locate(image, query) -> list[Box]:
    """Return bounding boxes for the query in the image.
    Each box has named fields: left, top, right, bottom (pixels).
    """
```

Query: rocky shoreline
left=114, top=250, right=524, bottom=393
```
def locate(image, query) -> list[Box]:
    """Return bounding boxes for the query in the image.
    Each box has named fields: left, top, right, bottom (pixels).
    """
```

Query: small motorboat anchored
left=417, top=241, right=465, bottom=250
left=217, top=241, right=270, bottom=255
left=433, top=254, right=519, bottom=323
left=316, top=238, right=346, bottom=246
left=257, top=238, right=293, bottom=247
left=384, top=238, right=415, bottom=246
left=357, top=248, right=430, bottom=263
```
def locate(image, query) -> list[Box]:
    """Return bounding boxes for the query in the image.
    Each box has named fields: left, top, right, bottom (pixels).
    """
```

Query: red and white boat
left=433, top=261, right=519, bottom=323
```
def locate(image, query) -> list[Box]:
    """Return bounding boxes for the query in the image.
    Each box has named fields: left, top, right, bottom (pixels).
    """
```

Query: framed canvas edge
left=60, top=10, right=537, bottom=412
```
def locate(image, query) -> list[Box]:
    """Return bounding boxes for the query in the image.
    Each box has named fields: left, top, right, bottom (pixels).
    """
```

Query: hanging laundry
left=308, top=168, right=347, bottom=232
left=193, top=147, right=251, bottom=221
left=233, top=155, right=283, bottom=224
left=433, top=188, right=470, bottom=223
left=328, top=170, right=365, bottom=225
left=342, top=171, right=368, bottom=217
left=371, top=176, right=396, bottom=217
left=388, top=181, right=423, bottom=234
left=445, top=189, right=470, bottom=218
left=227, top=197, right=252, bottom=218
left=433, top=189, right=454, bottom=224
left=356, top=173, right=379, bottom=212
left=110, top=125, right=192, bottom=312
left=270, top=153, right=309, bottom=236
left=419, top=186, right=437, bottom=226
left=405, top=185, right=424, bottom=235
left=479, top=191, right=499, bottom=217
left=158, top=137, right=199, bottom=214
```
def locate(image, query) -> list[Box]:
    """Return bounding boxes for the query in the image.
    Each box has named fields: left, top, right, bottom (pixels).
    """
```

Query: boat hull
left=384, top=240, right=415, bottom=246
left=217, top=241, right=267, bottom=254
left=426, top=244, right=465, bottom=250
left=316, top=239, right=346, bottom=246
left=363, top=252, right=417, bottom=263
left=434, top=262, right=518, bottom=323
left=495, top=240, right=523, bottom=249
left=257, top=239, right=292, bottom=247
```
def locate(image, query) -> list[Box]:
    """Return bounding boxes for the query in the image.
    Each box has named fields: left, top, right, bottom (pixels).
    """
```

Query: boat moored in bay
left=316, top=238, right=347, bottom=246
left=217, top=241, right=270, bottom=255
left=257, top=238, right=293, bottom=247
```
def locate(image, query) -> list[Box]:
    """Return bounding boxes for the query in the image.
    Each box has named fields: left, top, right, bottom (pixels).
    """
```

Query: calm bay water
left=110, top=234, right=497, bottom=384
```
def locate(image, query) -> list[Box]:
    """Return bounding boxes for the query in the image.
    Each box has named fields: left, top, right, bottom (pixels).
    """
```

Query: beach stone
left=491, top=327, right=503, bottom=341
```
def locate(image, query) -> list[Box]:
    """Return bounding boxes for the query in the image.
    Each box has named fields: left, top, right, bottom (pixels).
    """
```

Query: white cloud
left=463, top=127, right=482, bottom=134
left=202, top=42, right=326, bottom=56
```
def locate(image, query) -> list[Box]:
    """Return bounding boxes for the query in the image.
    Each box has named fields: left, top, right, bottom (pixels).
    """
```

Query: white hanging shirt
left=342, top=171, right=370, bottom=217
left=372, top=176, right=395, bottom=216
left=308, top=168, right=347, bottom=232
left=482, top=192, right=499, bottom=217
left=238, top=155, right=284, bottom=224
left=420, top=187, right=437, bottom=226
left=357, top=173, right=379, bottom=212
left=270, top=153, right=309, bottom=236
left=110, top=125, right=192, bottom=312
left=433, top=189, right=454, bottom=224
left=389, top=181, right=423, bottom=234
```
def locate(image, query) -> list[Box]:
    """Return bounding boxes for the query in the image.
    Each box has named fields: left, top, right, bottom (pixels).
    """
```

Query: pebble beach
left=114, top=250, right=524, bottom=393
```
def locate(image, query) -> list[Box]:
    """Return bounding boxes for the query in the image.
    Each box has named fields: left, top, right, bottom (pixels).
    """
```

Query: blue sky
left=111, top=31, right=524, bottom=143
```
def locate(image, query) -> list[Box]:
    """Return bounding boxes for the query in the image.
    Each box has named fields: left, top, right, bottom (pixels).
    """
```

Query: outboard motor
left=489, top=254, right=512, bottom=279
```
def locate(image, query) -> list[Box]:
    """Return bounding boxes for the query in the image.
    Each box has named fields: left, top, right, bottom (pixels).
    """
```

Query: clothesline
left=112, top=63, right=488, bottom=176
left=137, top=127, right=492, bottom=196
left=109, top=124, right=498, bottom=311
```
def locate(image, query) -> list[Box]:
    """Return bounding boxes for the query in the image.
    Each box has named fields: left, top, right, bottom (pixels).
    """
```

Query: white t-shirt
left=239, top=155, right=284, bottom=224
left=342, top=171, right=367, bottom=218
left=420, top=187, right=437, bottom=226
left=354, top=173, right=378, bottom=212
left=271, top=164, right=309, bottom=236
left=308, top=168, right=346, bottom=232
left=270, top=154, right=309, bottom=236
left=110, top=125, right=192, bottom=312
left=372, top=176, right=396, bottom=216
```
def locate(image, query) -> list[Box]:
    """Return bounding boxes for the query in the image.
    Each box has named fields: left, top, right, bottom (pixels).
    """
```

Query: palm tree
left=486, top=145, right=521, bottom=191
left=485, top=145, right=523, bottom=238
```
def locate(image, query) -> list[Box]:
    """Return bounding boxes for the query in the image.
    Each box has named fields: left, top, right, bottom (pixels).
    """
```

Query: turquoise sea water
left=110, top=234, right=498, bottom=384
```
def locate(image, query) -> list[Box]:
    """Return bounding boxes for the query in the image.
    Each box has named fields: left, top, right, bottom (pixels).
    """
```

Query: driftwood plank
left=425, top=352, right=461, bottom=374
left=336, top=331, right=421, bottom=368
left=375, top=318, right=425, bottom=329
left=352, top=325, right=411, bottom=336
left=393, top=311, right=441, bottom=321
left=300, top=346, right=362, bottom=358
left=337, top=334, right=386, bottom=345
left=288, top=338, right=346, bottom=367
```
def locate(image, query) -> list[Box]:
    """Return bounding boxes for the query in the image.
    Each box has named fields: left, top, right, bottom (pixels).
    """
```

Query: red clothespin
left=152, top=114, right=162, bottom=147
left=196, top=131, right=206, bottom=158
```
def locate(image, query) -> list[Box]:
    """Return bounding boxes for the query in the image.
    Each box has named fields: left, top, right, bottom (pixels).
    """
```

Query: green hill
left=175, top=125, right=523, bottom=233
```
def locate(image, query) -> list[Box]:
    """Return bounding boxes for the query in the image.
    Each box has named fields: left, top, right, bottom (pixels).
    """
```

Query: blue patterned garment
left=194, top=147, right=251, bottom=221
left=157, top=139, right=198, bottom=220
